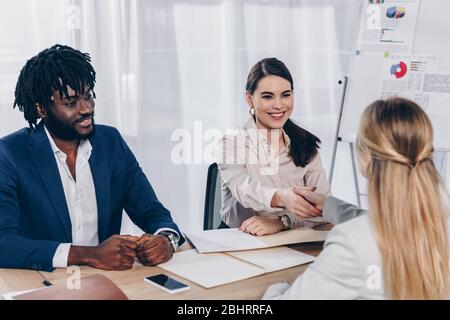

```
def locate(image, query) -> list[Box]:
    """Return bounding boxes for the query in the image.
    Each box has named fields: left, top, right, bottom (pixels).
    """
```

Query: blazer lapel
left=28, top=123, right=72, bottom=242
left=88, top=135, right=110, bottom=243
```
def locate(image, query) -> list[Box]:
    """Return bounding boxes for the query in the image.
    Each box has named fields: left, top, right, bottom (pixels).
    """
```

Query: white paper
left=226, top=246, right=315, bottom=273
left=356, top=0, right=420, bottom=54
left=185, top=228, right=268, bottom=253
left=159, top=249, right=266, bottom=288
left=185, top=227, right=328, bottom=253
left=380, top=54, right=450, bottom=116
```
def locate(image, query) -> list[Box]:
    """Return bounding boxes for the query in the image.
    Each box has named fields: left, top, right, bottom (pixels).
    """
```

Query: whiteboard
left=339, top=0, right=450, bottom=150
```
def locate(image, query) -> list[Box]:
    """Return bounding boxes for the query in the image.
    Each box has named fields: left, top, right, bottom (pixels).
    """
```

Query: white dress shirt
left=45, top=126, right=99, bottom=268
left=46, top=127, right=181, bottom=268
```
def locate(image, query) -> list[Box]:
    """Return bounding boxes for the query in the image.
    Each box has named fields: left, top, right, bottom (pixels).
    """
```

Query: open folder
left=185, top=227, right=328, bottom=253
left=159, top=247, right=316, bottom=288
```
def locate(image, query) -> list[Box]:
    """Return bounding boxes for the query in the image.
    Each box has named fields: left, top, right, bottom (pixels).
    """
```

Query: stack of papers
left=185, top=227, right=328, bottom=253
left=186, top=228, right=267, bottom=253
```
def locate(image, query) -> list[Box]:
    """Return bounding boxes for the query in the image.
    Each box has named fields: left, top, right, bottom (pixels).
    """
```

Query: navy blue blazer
left=0, top=122, right=184, bottom=271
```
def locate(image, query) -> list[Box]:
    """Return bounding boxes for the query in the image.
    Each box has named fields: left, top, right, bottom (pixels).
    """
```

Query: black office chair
left=203, top=163, right=223, bottom=230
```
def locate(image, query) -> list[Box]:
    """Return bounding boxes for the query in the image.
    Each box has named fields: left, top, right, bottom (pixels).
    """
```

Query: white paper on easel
left=226, top=246, right=316, bottom=273
left=159, top=249, right=266, bottom=288
left=356, top=0, right=420, bottom=54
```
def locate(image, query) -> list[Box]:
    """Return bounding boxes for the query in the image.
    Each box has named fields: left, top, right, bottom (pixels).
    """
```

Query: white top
left=45, top=126, right=99, bottom=268
left=263, top=214, right=450, bottom=299
left=217, top=118, right=330, bottom=228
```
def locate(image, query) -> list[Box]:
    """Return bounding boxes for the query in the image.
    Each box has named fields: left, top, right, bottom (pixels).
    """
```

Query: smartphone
left=144, top=274, right=190, bottom=294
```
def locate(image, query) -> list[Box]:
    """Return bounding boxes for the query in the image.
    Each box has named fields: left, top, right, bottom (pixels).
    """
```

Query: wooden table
left=0, top=268, right=47, bottom=296
left=0, top=242, right=323, bottom=300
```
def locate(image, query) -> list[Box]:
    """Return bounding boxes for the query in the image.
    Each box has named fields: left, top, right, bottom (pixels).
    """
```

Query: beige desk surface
left=0, top=242, right=323, bottom=300
left=0, top=268, right=47, bottom=296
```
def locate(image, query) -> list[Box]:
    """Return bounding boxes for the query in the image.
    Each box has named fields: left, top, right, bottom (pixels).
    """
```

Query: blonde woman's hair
left=357, top=97, right=449, bottom=299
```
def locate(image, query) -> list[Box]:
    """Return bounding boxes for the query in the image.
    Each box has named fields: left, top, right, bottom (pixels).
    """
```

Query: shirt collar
left=243, top=117, right=291, bottom=150
left=44, top=125, right=92, bottom=159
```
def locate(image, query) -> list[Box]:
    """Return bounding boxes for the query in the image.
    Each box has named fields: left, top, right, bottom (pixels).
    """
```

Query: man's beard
left=45, top=111, right=96, bottom=141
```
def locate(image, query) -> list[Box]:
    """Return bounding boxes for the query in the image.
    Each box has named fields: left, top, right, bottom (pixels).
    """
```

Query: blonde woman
left=217, top=58, right=330, bottom=235
left=264, top=97, right=450, bottom=299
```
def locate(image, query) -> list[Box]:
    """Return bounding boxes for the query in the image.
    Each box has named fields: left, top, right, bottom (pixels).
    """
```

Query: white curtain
left=1, top=0, right=448, bottom=233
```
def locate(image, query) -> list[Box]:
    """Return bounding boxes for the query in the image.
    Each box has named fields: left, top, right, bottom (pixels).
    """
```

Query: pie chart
left=386, top=6, right=406, bottom=19
left=390, top=61, right=408, bottom=78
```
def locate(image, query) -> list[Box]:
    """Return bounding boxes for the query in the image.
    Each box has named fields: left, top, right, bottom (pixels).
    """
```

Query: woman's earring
left=249, top=107, right=255, bottom=116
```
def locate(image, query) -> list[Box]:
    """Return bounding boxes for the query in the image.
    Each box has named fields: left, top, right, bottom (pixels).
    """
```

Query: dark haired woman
left=217, top=58, right=330, bottom=235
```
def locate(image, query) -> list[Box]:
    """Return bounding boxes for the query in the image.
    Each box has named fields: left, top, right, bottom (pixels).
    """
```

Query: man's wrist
left=68, top=245, right=97, bottom=266
left=158, top=231, right=178, bottom=252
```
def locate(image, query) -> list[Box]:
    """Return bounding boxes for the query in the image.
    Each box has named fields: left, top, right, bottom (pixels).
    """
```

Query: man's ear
left=35, top=103, right=47, bottom=119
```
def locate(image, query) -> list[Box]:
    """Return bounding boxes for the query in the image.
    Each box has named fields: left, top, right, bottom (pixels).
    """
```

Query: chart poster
left=380, top=54, right=450, bottom=117
left=356, top=0, right=420, bottom=54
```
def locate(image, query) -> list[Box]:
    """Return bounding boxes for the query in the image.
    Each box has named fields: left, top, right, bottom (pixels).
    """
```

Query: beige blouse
left=217, top=118, right=331, bottom=228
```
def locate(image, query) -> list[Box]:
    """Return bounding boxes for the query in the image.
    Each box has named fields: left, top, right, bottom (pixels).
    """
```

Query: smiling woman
left=217, top=58, right=331, bottom=236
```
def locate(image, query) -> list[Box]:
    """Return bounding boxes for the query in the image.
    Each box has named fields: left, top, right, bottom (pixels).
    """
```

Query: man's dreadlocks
left=13, top=44, right=96, bottom=128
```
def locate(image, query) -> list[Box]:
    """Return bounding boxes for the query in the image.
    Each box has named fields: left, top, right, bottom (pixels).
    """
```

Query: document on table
left=185, top=227, right=328, bottom=253
left=226, top=246, right=315, bottom=273
left=159, top=249, right=266, bottom=288
left=159, top=247, right=316, bottom=288
left=257, top=227, right=328, bottom=248
left=185, top=228, right=268, bottom=253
